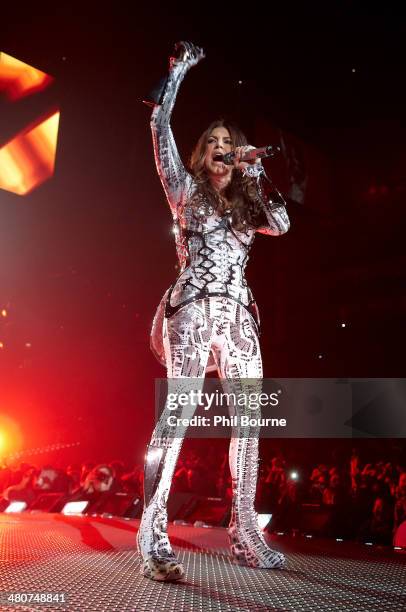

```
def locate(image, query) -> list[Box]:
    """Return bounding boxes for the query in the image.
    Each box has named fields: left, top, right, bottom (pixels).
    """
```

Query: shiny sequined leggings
left=137, top=297, right=285, bottom=577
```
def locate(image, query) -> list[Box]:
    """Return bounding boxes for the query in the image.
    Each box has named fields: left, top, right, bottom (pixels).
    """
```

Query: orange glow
left=0, top=52, right=53, bottom=100
left=0, top=415, right=24, bottom=459
left=1, top=309, right=7, bottom=317
left=0, top=111, right=60, bottom=195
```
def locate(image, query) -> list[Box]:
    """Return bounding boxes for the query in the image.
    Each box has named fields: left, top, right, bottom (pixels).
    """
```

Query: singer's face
left=204, top=127, right=233, bottom=177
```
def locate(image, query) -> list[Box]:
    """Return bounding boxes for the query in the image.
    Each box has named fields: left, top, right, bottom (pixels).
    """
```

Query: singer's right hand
left=233, top=145, right=261, bottom=170
left=170, top=41, right=205, bottom=70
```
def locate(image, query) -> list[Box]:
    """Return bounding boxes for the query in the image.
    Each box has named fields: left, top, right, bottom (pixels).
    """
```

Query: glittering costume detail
left=148, top=43, right=290, bottom=374
left=139, top=42, right=289, bottom=581
left=226, top=382, right=286, bottom=569
left=136, top=434, right=187, bottom=581
left=137, top=374, right=206, bottom=581
left=139, top=298, right=285, bottom=577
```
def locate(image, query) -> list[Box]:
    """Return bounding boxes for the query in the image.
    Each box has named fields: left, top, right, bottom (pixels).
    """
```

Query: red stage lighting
left=0, top=52, right=59, bottom=195
left=0, top=111, right=60, bottom=195
left=0, top=52, right=53, bottom=101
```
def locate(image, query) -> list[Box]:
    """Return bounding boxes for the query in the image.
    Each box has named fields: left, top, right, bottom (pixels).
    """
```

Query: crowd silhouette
left=1, top=446, right=405, bottom=546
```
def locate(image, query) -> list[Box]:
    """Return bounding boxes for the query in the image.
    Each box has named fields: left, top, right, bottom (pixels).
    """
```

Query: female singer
left=137, top=41, right=290, bottom=581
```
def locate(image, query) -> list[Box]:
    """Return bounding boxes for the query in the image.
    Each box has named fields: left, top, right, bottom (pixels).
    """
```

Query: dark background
left=0, top=3, right=405, bottom=467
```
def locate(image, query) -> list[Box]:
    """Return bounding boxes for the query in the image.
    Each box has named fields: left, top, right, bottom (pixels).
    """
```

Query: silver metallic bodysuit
left=149, top=57, right=290, bottom=372
left=138, top=43, right=290, bottom=581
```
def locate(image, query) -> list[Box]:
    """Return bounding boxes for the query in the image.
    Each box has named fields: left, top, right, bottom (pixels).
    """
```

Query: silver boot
left=137, top=442, right=185, bottom=581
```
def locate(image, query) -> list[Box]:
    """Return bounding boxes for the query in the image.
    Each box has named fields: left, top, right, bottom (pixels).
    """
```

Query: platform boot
left=137, top=440, right=185, bottom=581
left=227, top=435, right=285, bottom=569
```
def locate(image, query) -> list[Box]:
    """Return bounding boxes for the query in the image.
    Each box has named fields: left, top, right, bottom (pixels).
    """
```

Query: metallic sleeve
left=250, top=167, right=290, bottom=236
left=150, top=62, right=192, bottom=215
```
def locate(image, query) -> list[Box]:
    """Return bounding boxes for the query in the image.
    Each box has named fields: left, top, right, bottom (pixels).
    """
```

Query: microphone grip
left=222, top=151, right=237, bottom=165
left=222, top=150, right=259, bottom=164
left=222, top=145, right=280, bottom=165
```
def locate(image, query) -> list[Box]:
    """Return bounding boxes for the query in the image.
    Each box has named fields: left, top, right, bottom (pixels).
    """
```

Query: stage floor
left=0, top=513, right=404, bottom=611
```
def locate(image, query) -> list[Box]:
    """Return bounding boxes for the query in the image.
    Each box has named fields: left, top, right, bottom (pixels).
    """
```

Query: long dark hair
left=189, top=120, right=264, bottom=231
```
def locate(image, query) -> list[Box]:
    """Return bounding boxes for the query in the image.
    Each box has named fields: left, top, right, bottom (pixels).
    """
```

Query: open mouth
left=212, top=153, right=224, bottom=162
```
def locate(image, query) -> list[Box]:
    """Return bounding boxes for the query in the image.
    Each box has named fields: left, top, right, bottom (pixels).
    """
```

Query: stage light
left=1, top=309, right=6, bottom=317
left=0, top=416, right=23, bottom=456
left=289, top=471, right=299, bottom=480
left=61, top=501, right=89, bottom=515
left=364, top=542, right=373, bottom=546
left=305, top=534, right=313, bottom=539
left=336, top=538, right=344, bottom=542
left=341, top=323, right=346, bottom=328
left=0, top=53, right=59, bottom=196
left=5, top=501, right=27, bottom=513
left=0, top=431, right=5, bottom=451
left=0, top=110, right=60, bottom=195
left=257, top=513, right=272, bottom=530
left=0, top=52, right=53, bottom=101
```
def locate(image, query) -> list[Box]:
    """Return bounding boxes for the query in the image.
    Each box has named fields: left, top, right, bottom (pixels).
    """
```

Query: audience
left=0, top=449, right=404, bottom=545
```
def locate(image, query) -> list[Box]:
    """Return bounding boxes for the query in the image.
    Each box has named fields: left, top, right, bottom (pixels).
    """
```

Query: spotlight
left=5, top=501, right=27, bottom=513
left=289, top=471, right=299, bottom=481
left=61, top=501, right=89, bottom=515
left=0, top=431, right=5, bottom=452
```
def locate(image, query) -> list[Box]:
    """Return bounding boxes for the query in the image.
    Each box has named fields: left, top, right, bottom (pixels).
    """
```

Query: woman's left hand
left=170, top=41, right=205, bottom=69
left=233, top=145, right=261, bottom=170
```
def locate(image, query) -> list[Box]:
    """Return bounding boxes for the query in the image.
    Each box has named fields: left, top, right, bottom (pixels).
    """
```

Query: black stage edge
left=0, top=513, right=405, bottom=611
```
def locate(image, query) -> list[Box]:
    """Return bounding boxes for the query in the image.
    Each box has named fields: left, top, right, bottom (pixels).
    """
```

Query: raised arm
left=243, top=164, right=290, bottom=236
left=148, top=42, right=205, bottom=215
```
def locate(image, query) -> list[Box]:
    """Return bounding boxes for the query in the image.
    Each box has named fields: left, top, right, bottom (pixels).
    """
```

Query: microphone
left=220, top=145, right=281, bottom=165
